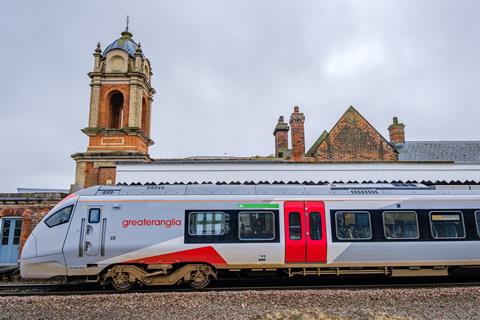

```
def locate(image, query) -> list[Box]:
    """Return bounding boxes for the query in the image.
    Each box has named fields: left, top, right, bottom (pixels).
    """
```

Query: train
left=19, top=183, right=480, bottom=290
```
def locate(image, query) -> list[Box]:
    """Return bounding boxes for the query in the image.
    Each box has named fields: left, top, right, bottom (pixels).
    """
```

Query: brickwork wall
left=84, top=162, right=98, bottom=188
left=87, top=134, right=148, bottom=153
left=98, top=167, right=116, bottom=185
left=98, top=84, right=130, bottom=128
left=0, top=203, right=58, bottom=252
left=312, top=107, right=398, bottom=161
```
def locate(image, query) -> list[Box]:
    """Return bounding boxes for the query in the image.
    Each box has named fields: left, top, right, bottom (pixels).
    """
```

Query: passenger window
left=188, top=212, right=226, bottom=236
left=289, top=212, right=302, bottom=240
left=383, top=211, right=419, bottom=239
left=88, top=208, right=101, bottom=223
left=475, top=211, right=480, bottom=237
left=309, top=212, right=322, bottom=240
left=45, top=206, right=74, bottom=228
left=335, top=211, right=371, bottom=240
left=430, top=211, right=465, bottom=239
left=239, top=211, right=275, bottom=240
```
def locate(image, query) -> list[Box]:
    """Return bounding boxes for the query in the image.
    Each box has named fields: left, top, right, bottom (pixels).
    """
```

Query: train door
left=0, top=218, right=22, bottom=265
left=284, top=201, right=326, bottom=263
left=64, top=206, right=107, bottom=269
left=82, top=207, right=105, bottom=257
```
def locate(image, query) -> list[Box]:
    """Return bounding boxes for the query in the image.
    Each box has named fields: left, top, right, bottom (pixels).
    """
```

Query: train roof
left=75, top=183, right=480, bottom=197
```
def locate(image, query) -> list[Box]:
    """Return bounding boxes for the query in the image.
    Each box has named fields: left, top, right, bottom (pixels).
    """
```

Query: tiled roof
left=396, top=141, right=480, bottom=164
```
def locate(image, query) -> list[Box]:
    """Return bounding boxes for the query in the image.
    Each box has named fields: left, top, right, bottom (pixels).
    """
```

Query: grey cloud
left=0, top=0, right=479, bottom=192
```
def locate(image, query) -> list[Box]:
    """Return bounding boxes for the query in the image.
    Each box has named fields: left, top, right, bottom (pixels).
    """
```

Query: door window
left=309, top=212, right=322, bottom=240
left=1, top=220, right=10, bottom=245
left=88, top=208, right=101, bottom=223
left=288, top=212, right=302, bottom=240
left=12, top=220, right=22, bottom=245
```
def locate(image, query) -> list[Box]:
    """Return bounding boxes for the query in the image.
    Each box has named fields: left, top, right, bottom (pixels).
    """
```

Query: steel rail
left=2, top=280, right=480, bottom=297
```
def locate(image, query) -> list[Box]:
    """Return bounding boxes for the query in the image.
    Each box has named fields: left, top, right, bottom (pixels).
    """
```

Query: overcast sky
left=1, top=0, right=479, bottom=192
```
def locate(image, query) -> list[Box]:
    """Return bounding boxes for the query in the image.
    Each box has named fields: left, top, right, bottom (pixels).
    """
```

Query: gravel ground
left=0, top=287, right=479, bottom=320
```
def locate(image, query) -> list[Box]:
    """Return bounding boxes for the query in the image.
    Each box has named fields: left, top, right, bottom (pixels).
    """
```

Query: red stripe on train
left=126, top=246, right=228, bottom=267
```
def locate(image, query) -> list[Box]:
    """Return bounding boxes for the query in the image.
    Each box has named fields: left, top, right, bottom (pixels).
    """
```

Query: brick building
left=273, top=105, right=480, bottom=164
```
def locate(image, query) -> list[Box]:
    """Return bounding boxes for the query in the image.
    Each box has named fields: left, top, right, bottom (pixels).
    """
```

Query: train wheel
left=111, top=271, right=135, bottom=291
left=189, top=269, right=211, bottom=289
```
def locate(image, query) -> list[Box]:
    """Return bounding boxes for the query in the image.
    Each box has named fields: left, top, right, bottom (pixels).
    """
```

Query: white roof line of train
left=75, top=183, right=480, bottom=197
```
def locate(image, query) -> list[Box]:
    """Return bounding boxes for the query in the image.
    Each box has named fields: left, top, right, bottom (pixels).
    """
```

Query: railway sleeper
left=104, top=264, right=217, bottom=291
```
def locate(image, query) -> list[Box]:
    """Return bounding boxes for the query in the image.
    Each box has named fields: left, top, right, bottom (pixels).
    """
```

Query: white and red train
left=20, top=183, right=480, bottom=290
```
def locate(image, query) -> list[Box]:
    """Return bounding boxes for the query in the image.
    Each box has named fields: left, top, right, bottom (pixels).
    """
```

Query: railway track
left=2, top=277, right=480, bottom=296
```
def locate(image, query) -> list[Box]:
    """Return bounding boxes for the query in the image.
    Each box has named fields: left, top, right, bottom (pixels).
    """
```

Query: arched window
left=141, top=97, right=148, bottom=134
left=109, top=92, right=124, bottom=129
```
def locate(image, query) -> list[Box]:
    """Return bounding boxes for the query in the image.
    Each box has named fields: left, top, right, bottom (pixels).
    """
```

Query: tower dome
left=102, top=30, right=143, bottom=58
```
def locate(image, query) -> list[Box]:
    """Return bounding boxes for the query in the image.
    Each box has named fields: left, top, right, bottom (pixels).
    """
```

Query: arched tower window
left=141, top=97, right=148, bottom=134
left=109, top=92, right=124, bottom=129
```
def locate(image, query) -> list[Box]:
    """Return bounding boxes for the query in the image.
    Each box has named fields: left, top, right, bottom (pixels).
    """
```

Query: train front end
left=20, top=193, right=80, bottom=279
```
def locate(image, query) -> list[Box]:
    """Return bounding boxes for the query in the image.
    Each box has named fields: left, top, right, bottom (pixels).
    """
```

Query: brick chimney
left=388, top=116, right=405, bottom=144
left=273, top=116, right=289, bottom=158
left=289, top=106, right=305, bottom=160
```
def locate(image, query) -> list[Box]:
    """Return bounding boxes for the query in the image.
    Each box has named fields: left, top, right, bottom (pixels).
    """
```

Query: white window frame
left=382, top=211, right=420, bottom=240
left=475, top=210, right=480, bottom=238
left=238, top=211, right=275, bottom=241
left=429, top=210, right=466, bottom=240
left=335, top=211, right=372, bottom=240
left=187, top=211, right=226, bottom=236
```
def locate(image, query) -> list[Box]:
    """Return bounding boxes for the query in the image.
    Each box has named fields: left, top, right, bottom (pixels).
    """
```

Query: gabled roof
left=306, top=130, right=328, bottom=157
left=306, top=106, right=397, bottom=159
left=397, top=141, right=480, bottom=164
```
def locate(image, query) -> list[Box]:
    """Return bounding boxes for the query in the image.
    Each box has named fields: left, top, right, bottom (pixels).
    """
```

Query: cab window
left=45, top=206, right=74, bottom=228
left=335, top=211, right=371, bottom=240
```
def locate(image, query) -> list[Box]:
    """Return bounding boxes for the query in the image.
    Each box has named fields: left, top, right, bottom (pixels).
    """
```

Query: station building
left=1, top=28, right=480, bottom=267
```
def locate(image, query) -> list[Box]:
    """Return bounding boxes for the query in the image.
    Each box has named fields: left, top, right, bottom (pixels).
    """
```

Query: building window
left=188, top=212, right=226, bottom=236
left=430, top=211, right=465, bottom=239
left=141, top=97, right=148, bottom=134
left=12, top=220, right=22, bottom=245
left=335, top=211, right=372, bottom=240
left=383, top=211, right=419, bottom=239
left=109, top=92, right=124, bottom=129
left=239, top=211, right=275, bottom=240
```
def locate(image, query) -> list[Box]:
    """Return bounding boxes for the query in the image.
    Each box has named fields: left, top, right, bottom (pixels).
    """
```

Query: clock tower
left=71, top=27, right=155, bottom=191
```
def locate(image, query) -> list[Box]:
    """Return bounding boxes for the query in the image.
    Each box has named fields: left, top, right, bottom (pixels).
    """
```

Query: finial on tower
left=95, top=42, right=101, bottom=53
left=121, top=15, right=133, bottom=38
left=135, top=42, right=143, bottom=56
